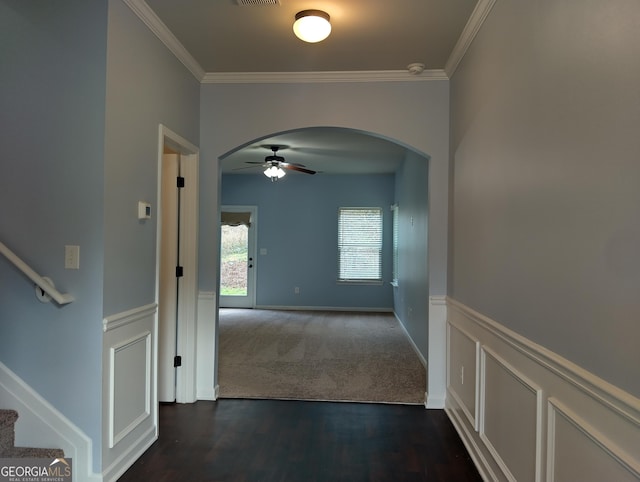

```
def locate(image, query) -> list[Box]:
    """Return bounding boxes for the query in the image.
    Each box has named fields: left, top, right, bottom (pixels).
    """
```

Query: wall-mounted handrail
left=0, top=241, right=74, bottom=305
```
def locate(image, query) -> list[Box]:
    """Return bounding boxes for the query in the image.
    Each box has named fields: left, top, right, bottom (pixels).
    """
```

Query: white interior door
left=220, top=205, right=257, bottom=308
left=158, top=152, right=180, bottom=402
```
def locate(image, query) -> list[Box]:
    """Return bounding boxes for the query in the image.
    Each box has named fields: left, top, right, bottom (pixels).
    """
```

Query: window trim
left=391, top=203, right=399, bottom=287
left=337, top=207, right=383, bottom=284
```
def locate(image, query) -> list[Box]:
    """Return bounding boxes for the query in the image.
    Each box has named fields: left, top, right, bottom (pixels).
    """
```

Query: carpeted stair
left=0, top=409, right=64, bottom=458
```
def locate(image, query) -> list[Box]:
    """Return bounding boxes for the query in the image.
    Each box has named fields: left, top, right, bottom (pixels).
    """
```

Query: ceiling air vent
left=236, top=0, right=280, bottom=5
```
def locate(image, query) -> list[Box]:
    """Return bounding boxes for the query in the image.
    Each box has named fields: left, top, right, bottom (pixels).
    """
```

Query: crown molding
left=123, top=0, right=489, bottom=84
left=201, top=69, right=448, bottom=84
left=444, top=0, right=497, bottom=78
left=122, top=0, right=205, bottom=81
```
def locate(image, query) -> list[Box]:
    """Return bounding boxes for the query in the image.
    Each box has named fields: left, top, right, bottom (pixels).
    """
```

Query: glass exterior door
left=220, top=207, right=256, bottom=308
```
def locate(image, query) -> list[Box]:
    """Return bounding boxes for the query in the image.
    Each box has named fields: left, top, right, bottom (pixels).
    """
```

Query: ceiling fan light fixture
left=264, top=165, right=286, bottom=181
left=293, top=10, right=331, bottom=43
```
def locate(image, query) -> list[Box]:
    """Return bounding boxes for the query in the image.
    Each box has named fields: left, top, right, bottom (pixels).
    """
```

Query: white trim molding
left=447, top=322, right=480, bottom=431
left=202, top=69, right=448, bottom=84
left=102, top=304, right=158, bottom=482
left=103, top=303, right=157, bottom=333
left=394, top=312, right=427, bottom=369
left=254, top=305, right=394, bottom=312
left=196, top=291, right=218, bottom=401
left=427, top=295, right=447, bottom=408
left=108, top=331, right=152, bottom=448
left=547, top=397, right=640, bottom=481
left=445, top=298, right=640, bottom=482
left=156, top=125, right=200, bottom=405
left=0, top=362, right=100, bottom=481
left=444, top=0, right=497, bottom=77
left=122, top=0, right=205, bottom=80
left=122, top=0, right=494, bottom=85
left=479, top=347, right=544, bottom=482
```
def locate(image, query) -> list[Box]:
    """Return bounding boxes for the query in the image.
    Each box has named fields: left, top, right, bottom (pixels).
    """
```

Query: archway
left=211, top=126, right=432, bottom=404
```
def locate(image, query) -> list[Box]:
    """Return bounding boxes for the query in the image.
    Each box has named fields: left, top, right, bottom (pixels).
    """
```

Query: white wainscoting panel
left=447, top=322, right=479, bottom=430
left=102, top=303, right=158, bottom=482
left=446, top=298, right=640, bottom=482
left=427, top=296, right=447, bottom=408
left=0, top=362, right=101, bottom=481
left=547, top=398, right=640, bottom=482
left=196, top=291, right=218, bottom=400
left=480, top=348, right=542, bottom=482
left=109, top=332, right=151, bottom=448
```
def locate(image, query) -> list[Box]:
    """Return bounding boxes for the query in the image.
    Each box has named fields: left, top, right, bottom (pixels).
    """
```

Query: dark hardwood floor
left=119, top=399, right=482, bottom=481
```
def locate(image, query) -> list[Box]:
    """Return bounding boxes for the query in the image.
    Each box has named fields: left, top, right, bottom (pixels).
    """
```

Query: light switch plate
left=138, top=201, right=151, bottom=219
left=65, top=245, right=80, bottom=269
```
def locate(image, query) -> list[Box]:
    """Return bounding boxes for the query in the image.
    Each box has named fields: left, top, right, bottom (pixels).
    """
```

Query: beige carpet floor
left=218, top=309, right=426, bottom=405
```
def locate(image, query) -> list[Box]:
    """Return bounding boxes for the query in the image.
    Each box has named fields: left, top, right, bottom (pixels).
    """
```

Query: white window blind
left=338, top=207, right=383, bottom=282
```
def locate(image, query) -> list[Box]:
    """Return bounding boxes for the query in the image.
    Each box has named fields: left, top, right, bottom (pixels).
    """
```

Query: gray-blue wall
left=199, top=80, right=449, bottom=304
left=0, top=0, right=201, bottom=470
left=222, top=173, right=395, bottom=309
left=393, top=151, right=429, bottom=359
left=0, top=0, right=108, bottom=466
left=104, top=0, right=200, bottom=316
left=450, top=0, right=640, bottom=397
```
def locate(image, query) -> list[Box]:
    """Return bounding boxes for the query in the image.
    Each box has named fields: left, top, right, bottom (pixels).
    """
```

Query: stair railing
left=0, top=241, right=74, bottom=305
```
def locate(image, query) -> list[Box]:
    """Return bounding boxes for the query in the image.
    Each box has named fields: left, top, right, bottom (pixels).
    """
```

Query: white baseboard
left=196, top=387, right=217, bottom=401
left=393, top=312, right=427, bottom=369
left=446, top=403, right=498, bottom=481
left=426, top=394, right=446, bottom=409
left=253, top=305, right=394, bottom=312
left=100, top=425, right=156, bottom=482
left=446, top=298, right=640, bottom=482
left=0, top=361, right=100, bottom=482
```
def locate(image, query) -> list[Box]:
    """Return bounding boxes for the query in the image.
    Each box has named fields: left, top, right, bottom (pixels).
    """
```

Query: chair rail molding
left=445, top=297, right=640, bottom=482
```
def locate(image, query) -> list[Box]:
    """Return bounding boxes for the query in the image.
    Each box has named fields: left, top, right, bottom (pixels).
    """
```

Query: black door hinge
left=177, top=176, right=185, bottom=188
left=176, top=266, right=184, bottom=278
left=174, top=355, right=182, bottom=367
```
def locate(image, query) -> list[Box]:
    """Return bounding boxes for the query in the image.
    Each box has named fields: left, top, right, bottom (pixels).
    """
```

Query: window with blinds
left=338, top=207, right=383, bottom=282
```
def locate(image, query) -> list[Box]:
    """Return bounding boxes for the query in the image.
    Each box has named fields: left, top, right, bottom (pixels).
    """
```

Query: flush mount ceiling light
left=293, top=10, right=331, bottom=43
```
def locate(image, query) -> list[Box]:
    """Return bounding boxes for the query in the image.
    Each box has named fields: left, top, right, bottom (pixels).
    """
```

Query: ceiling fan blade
left=233, top=165, right=263, bottom=171
left=246, top=161, right=267, bottom=165
left=279, top=161, right=306, bottom=167
left=282, top=164, right=316, bottom=175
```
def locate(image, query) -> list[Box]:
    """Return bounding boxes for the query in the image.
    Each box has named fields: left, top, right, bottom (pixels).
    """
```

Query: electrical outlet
left=294, top=287, right=300, bottom=294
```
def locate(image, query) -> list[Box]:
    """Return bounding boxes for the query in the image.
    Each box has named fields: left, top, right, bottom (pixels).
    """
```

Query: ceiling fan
left=240, top=146, right=317, bottom=181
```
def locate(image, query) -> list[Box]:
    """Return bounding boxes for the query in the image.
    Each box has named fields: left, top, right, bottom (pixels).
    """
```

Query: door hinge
left=174, top=355, right=182, bottom=367
left=177, top=176, right=185, bottom=188
left=176, top=266, right=184, bottom=278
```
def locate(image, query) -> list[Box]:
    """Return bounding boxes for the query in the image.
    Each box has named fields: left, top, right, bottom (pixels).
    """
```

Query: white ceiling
left=140, top=0, right=480, bottom=174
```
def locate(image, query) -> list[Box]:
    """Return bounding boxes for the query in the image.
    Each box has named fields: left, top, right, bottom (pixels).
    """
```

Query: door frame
left=219, top=205, right=258, bottom=308
left=156, top=124, right=199, bottom=404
